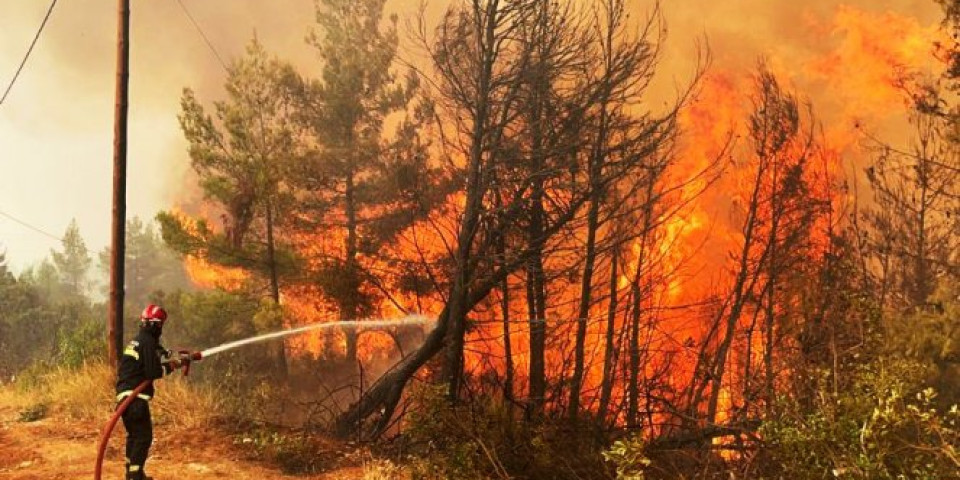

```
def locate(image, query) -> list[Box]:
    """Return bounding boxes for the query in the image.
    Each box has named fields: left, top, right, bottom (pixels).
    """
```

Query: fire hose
left=94, top=351, right=201, bottom=480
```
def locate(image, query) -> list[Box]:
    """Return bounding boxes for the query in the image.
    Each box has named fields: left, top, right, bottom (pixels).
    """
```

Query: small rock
left=18, top=461, right=33, bottom=469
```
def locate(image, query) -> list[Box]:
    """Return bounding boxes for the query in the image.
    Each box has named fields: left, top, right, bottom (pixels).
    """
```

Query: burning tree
left=145, top=2, right=955, bottom=476
left=287, top=0, right=443, bottom=364
left=335, top=0, right=699, bottom=437
left=158, top=39, right=303, bottom=377
left=677, top=65, right=839, bottom=446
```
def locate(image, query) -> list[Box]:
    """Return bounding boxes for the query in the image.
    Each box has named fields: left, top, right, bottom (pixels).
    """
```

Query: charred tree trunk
left=526, top=11, right=549, bottom=416
left=627, top=188, right=655, bottom=426
left=498, top=233, right=515, bottom=408
left=705, top=184, right=764, bottom=424
left=627, top=271, right=642, bottom=427
left=344, top=167, right=360, bottom=364
left=597, top=244, right=620, bottom=422
left=626, top=219, right=649, bottom=426
left=336, top=304, right=450, bottom=437
left=569, top=197, right=597, bottom=420
left=526, top=222, right=547, bottom=417
left=265, top=198, right=288, bottom=380
left=763, top=159, right=781, bottom=408
left=569, top=101, right=609, bottom=421
left=442, top=0, right=501, bottom=402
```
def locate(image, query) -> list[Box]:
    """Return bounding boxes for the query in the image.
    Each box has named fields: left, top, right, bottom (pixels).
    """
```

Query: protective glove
left=167, top=357, right=184, bottom=371
left=173, top=351, right=196, bottom=369
left=164, top=351, right=200, bottom=376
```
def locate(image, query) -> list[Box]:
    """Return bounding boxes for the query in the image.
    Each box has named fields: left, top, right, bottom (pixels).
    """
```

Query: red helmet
left=140, top=304, right=168, bottom=325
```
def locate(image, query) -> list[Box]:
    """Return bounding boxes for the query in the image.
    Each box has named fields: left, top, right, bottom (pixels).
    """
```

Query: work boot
left=124, top=467, right=150, bottom=480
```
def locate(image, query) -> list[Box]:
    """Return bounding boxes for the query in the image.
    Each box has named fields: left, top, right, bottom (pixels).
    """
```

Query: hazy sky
left=0, top=0, right=943, bottom=273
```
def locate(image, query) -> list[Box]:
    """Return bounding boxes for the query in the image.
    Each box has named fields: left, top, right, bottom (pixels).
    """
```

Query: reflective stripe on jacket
left=115, top=328, right=168, bottom=400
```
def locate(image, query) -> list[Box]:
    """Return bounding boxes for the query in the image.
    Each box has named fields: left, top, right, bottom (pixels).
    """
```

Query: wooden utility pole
left=108, top=0, right=130, bottom=367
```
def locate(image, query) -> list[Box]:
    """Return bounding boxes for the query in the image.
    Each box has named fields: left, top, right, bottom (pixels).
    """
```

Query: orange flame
left=169, top=3, right=944, bottom=430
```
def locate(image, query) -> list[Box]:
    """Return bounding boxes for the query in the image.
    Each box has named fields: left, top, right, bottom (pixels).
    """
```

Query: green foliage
left=178, top=39, right=299, bottom=231
left=883, top=281, right=960, bottom=405
left=252, top=298, right=284, bottom=332
left=159, top=289, right=260, bottom=349
left=18, top=259, right=64, bottom=302
left=96, top=217, right=191, bottom=308
left=235, top=426, right=332, bottom=474
left=0, top=223, right=113, bottom=376
left=288, top=0, right=445, bottom=328
left=50, top=219, right=91, bottom=298
left=0, top=253, right=97, bottom=376
left=404, top=385, right=609, bottom=480
left=163, top=37, right=302, bottom=299
left=760, top=357, right=959, bottom=479
left=18, top=401, right=48, bottom=422
left=404, top=386, right=487, bottom=480
left=602, top=436, right=650, bottom=480
left=56, top=311, right=105, bottom=369
left=156, top=289, right=290, bottom=418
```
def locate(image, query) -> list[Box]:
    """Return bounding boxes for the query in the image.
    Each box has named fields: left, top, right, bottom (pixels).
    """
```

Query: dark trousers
left=120, top=398, right=153, bottom=479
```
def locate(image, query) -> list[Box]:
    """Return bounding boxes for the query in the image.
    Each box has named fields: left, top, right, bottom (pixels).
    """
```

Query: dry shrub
left=151, top=374, right=222, bottom=430
left=403, top=385, right=610, bottom=480
left=360, top=459, right=407, bottom=480
left=0, top=361, right=115, bottom=421
left=43, top=361, right=114, bottom=420
left=0, top=377, right=44, bottom=413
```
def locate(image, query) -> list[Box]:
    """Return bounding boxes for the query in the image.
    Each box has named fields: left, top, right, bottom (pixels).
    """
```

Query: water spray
left=93, top=314, right=432, bottom=480
left=199, top=314, right=432, bottom=358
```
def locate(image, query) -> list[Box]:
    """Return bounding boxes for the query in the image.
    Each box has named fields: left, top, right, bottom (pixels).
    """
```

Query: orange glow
left=183, top=254, right=249, bottom=290
left=169, top=2, right=943, bottom=432
left=809, top=5, right=945, bottom=118
left=165, top=206, right=251, bottom=290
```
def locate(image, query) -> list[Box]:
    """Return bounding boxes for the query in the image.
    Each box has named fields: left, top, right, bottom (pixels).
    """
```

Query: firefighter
left=115, top=304, right=184, bottom=480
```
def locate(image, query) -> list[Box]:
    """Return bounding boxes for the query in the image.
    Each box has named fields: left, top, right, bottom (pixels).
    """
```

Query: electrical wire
left=0, top=209, right=61, bottom=242
left=175, top=0, right=229, bottom=72
left=0, top=0, right=58, bottom=106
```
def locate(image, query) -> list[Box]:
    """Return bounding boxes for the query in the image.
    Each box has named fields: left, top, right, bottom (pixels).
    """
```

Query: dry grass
left=358, top=459, right=408, bottom=480
left=0, top=378, right=41, bottom=413
left=0, top=363, right=400, bottom=479
left=0, top=361, right=113, bottom=421
left=44, top=361, right=115, bottom=420
left=151, top=374, right=222, bottom=430
left=0, top=361, right=220, bottom=430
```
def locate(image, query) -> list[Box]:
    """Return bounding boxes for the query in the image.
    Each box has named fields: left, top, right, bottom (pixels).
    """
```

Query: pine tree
left=159, top=38, right=303, bottom=378
left=292, top=0, right=437, bottom=362
left=98, top=217, right=190, bottom=309
left=50, top=219, right=91, bottom=298
left=159, top=38, right=301, bottom=300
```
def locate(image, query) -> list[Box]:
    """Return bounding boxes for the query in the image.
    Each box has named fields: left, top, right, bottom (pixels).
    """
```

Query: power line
left=175, top=0, right=229, bottom=73
left=0, top=0, right=59, bottom=106
left=0, top=209, right=61, bottom=243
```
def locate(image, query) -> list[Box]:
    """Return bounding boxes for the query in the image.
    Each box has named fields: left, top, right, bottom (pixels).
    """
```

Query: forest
left=0, top=0, right=957, bottom=478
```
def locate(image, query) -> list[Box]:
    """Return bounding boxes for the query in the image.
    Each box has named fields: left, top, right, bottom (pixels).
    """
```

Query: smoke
left=659, top=0, right=944, bottom=144
left=0, top=0, right=944, bottom=271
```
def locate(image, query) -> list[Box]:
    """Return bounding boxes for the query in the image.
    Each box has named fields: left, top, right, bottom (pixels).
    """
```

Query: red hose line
left=94, top=379, right=151, bottom=480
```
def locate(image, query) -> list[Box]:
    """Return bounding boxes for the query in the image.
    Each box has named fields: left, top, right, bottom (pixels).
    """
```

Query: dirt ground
left=0, top=400, right=370, bottom=480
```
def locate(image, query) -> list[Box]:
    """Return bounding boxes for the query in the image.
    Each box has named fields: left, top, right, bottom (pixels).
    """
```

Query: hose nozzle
left=175, top=350, right=202, bottom=376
